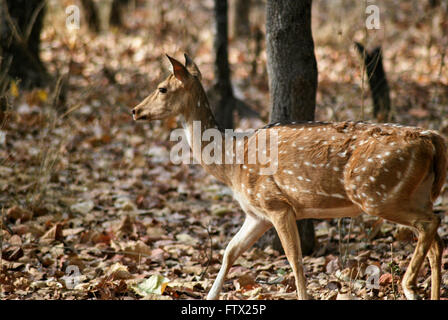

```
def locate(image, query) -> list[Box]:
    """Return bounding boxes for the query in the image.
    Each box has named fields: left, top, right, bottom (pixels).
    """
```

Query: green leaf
left=276, top=268, right=287, bottom=275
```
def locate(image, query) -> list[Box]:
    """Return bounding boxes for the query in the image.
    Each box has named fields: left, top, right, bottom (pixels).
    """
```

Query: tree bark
left=0, top=0, right=49, bottom=88
left=258, top=0, right=318, bottom=256
left=266, top=0, right=317, bottom=123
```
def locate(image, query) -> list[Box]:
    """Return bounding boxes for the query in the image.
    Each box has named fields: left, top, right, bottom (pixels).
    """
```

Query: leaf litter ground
left=1, top=0, right=448, bottom=300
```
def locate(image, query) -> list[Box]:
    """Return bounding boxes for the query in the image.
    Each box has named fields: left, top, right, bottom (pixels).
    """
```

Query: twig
left=58, top=83, right=105, bottom=121
left=343, top=218, right=354, bottom=264
left=199, top=223, right=213, bottom=280
left=390, top=243, right=397, bottom=300
left=24, top=0, right=47, bottom=43
left=0, top=56, right=13, bottom=95
left=338, top=218, right=344, bottom=267
left=0, top=207, right=4, bottom=273
left=1, top=1, right=23, bottom=45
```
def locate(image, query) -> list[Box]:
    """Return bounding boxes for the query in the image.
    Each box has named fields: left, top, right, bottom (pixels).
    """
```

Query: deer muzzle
left=132, top=106, right=150, bottom=121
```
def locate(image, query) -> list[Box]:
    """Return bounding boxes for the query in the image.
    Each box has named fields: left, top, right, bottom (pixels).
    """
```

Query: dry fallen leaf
left=176, top=233, right=199, bottom=246
left=40, top=223, right=64, bottom=243
left=6, top=206, right=33, bottom=222
left=379, top=273, right=393, bottom=286
left=111, top=240, right=152, bottom=257
left=336, top=293, right=358, bottom=300
left=70, top=201, right=94, bottom=215
left=107, top=263, right=133, bottom=280
left=130, top=275, right=170, bottom=296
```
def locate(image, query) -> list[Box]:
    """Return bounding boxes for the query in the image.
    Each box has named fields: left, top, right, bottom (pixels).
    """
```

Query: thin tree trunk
left=429, top=0, right=440, bottom=8
left=232, top=0, right=251, bottom=38
left=81, top=0, right=101, bottom=33
left=0, top=0, right=49, bottom=88
left=355, top=42, right=391, bottom=122
left=213, top=0, right=234, bottom=129
left=110, top=0, right=129, bottom=27
left=257, top=0, right=318, bottom=256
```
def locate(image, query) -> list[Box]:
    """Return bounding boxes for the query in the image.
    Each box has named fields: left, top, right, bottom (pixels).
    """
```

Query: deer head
left=132, top=54, right=202, bottom=121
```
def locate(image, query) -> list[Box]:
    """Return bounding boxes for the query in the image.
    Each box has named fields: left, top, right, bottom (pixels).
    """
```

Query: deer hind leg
left=271, top=208, right=308, bottom=300
left=426, top=233, right=443, bottom=300
left=207, top=215, right=271, bottom=300
left=399, top=213, right=441, bottom=300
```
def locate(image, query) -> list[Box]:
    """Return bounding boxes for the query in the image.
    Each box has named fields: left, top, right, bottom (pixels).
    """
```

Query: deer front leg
left=271, top=209, right=308, bottom=300
left=207, top=215, right=271, bottom=300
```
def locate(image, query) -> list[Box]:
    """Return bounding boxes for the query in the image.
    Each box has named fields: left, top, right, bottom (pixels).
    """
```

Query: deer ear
left=184, top=53, right=202, bottom=81
left=166, top=54, right=190, bottom=83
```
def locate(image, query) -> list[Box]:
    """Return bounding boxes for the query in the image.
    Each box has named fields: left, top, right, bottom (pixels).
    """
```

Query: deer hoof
left=403, top=285, right=422, bottom=300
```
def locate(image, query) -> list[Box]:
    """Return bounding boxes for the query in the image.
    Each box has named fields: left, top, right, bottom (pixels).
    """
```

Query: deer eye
left=158, top=87, right=167, bottom=94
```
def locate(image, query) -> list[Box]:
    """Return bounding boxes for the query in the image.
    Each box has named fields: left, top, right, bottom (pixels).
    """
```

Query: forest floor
left=1, top=0, right=448, bottom=300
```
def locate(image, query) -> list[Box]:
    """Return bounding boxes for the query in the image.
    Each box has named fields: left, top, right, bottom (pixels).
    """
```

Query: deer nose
left=132, top=107, right=148, bottom=120
left=132, top=107, right=139, bottom=120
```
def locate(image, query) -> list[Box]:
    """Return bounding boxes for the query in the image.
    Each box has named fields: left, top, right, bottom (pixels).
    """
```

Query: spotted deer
left=132, top=54, right=447, bottom=300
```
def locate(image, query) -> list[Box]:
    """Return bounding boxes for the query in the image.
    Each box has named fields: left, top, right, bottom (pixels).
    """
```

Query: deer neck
left=181, top=82, right=231, bottom=185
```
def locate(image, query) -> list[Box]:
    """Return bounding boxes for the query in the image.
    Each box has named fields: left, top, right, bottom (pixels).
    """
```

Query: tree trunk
left=258, top=0, right=318, bottom=256
left=212, top=0, right=234, bottom=129
left=355, top=42, right=391, bottom=122
left=232, top=0, right=251, bottom=38
left=266, top=0, right=317, bottom=123
left=110, top=0, right=129, bottom=28
left=81, top=0, right=101, bottom=33
left=428, top=0, right=440, bottom=8
left=0, top=0, right=49, bottom=88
